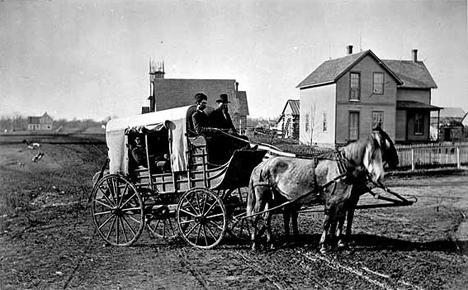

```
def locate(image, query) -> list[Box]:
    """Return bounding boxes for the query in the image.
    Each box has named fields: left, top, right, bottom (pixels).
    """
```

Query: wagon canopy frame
left=105, top=105, right=191, bottom=175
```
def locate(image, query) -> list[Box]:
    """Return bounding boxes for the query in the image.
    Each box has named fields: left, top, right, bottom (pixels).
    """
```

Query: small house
left=28, top=112, right=53, bottom=131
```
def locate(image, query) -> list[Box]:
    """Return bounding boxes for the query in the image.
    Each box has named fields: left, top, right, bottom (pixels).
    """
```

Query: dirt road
left=1, top=141, right=467, bottom=289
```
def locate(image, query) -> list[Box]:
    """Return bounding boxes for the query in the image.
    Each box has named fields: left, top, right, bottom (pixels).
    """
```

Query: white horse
left=246, top=127, right=398, bottom=252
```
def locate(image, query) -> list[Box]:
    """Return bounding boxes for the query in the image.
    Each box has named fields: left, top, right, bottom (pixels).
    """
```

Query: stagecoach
left=91, top=105, right=267, bottom=249
left=91, top=105, right=416, bottom=250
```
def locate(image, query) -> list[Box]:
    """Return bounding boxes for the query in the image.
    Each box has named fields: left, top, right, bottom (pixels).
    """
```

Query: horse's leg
left=250, top=188, right=268, bottom=251
left=319, top=212, right=331, bottom=254
left=265, top=204, right=275, bottom=250
left=283, top=207, right=291, bottom=238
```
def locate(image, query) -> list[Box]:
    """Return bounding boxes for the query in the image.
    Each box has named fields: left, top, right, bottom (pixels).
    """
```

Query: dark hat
left=216, top=94, right=230, bottom=103
left=194, top=92, right=208, bottom=103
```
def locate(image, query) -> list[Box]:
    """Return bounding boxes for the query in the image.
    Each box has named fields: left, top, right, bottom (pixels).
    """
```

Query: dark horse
left=246, top=127, right=398, bottom=252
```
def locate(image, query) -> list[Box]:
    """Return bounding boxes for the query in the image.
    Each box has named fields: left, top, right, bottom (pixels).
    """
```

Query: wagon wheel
left=146, top=202, right=178, bottom=240
left=176, top=188, right=227, bottom=249
left=224, top=187, right=252, bottom=241
left=91, top=174, right=144, bottom=246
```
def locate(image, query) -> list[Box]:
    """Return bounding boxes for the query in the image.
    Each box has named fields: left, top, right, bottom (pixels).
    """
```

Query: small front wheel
left=176, top=188, right=227, bottom=249
left=91, top=174, right=144, bottom=246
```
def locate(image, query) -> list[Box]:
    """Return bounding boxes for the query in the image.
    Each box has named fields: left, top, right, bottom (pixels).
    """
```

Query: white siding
left=299, top=84, right=336, bottom=146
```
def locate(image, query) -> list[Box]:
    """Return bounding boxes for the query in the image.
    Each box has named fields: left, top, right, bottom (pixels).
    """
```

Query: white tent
left=106, top=106, right=190, bottom=174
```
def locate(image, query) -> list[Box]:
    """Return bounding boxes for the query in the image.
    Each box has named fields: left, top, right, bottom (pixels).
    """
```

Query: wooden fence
left=395, top=142, right=468, bottom=170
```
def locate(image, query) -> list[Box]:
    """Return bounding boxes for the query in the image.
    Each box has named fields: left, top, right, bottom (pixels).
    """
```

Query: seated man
left=209, top=93, right=250, bottom=146
left=191, top=93, right=252, bottom=166
left=131, top=136, right=169, bottom=173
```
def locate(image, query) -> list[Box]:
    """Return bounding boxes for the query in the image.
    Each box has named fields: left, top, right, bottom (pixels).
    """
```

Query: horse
left=246, top=126, right=398, bottom=252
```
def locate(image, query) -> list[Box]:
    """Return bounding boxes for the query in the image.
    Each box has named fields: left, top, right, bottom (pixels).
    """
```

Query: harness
left=250, top=150, right=355, bottom=215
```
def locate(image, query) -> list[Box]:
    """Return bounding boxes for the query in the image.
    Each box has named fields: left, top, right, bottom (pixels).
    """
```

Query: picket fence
left=395, top=142, right=468, bottom=170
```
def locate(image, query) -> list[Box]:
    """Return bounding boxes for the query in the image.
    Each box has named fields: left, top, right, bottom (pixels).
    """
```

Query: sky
left=1, top=0, right=467, bottom=121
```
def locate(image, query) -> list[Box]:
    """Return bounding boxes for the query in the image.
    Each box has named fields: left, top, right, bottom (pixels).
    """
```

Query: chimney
left=235, top=82, right=239, bottom=92
left=412, top=49, right=418, bottom=62
left=347, top=45, right=353, bottom=55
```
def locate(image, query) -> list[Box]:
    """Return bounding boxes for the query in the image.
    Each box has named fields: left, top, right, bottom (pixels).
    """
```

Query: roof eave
left=298, top=81, right=335, bottom=90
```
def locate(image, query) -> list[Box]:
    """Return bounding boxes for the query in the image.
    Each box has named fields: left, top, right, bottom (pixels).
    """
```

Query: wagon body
left=91, top=105, right=266, bottom=248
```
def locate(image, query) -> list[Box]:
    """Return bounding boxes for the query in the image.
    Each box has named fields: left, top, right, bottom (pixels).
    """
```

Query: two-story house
left=296, top=46, right=439, bottom=147
left=28, top=112, right=53, bottom=131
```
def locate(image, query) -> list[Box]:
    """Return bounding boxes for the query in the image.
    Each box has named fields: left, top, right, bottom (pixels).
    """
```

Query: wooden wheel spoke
left=205, top=212, right=224, bottom=220
left=93, top=209, right=113, bottom=216
left=205, top=222, right=219, bottom=241
left=120, top=192, right=138, bottom=208
left=98, top=185, right=115, bottom=207
left=121, top=207, right=142, bottom=212
left=207, top=220, right=225, bottom=232
left=179, top=208, right=197, bottom=218
left=180, top=219, right=196, bottom=226
left=185, top=222, right=200, bottom=237
left=117, top=216, right=128, bottom=244
left=121, top=215, right=137, bottom=236
left=202, top=224, right=209, bottom=246
left=106, top=216, right=117, bottom=240
left=115, top=215, right=120, bottom=244
left=94, top=198, right=113, bottom=210
left=106, top=179, right=116, bottom=202
left=201, top=192, right=209, bottom=216
left=186, top=196, right=201, bottom=215
left=195, top=222, right=202, bottom=245
left=126, top=214, right=142, bottom=225
left=117, top=183, right=129, bottom=207
left=203, top=200, right=218, bottom=216
left=97, top=214, right=114, bottom=230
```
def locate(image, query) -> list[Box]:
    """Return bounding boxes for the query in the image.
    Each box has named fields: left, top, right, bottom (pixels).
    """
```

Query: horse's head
left=363, top=126, right=398, bottom=183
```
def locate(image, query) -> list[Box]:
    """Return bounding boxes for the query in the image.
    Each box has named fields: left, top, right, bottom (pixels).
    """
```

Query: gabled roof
left=382, top=60, right=437, bottom=89
left=296, top=50, right=402, bottom=89
left=152, top=78, right=249, bottom=117
left=431, top=107, right=466, bottom=124
left=281, top=99, right=300, bottom=116
left=153, top=78, right=236, bottom=110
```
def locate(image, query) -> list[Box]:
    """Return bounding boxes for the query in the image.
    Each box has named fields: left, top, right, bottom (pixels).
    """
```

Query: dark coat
left=209, top=108, right=237, bottom=133
left=192, top=110, right=216, bottom=135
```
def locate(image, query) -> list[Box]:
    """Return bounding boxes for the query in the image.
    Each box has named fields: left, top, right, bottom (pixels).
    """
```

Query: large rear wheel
left=176, top=188, right=227, bottom=249
left=91, top=174, right=144, bottom=246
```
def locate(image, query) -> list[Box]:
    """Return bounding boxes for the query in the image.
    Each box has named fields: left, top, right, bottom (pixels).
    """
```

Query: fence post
left=411, top=148, right=415, bottom=171
left=457, top=147, right=460, bottom=169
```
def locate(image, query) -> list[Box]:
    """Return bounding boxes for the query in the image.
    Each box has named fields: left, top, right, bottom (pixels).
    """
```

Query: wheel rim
left=146, top=204, right=178, bottom=240
left=225, top=188, right=252, bottom=241
left=91, top=174, right=144, bottom=246
left=177, top=188, right=227, bottom=249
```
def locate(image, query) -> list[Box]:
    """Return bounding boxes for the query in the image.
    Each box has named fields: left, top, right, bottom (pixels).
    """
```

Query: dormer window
left=373, top=72, right=384, bottom=94
left=350, top=72, right=360, bottom=101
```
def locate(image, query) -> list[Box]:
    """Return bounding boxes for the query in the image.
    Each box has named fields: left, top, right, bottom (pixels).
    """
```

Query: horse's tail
left=246, top=170, right=257, bottom=217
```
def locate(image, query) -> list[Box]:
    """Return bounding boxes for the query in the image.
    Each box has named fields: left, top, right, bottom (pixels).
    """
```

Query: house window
left=305, top=113, right=310, bottom=133
left=372, top=111, right=384, bottom=129
left=349, top=111, right=360, bottom=141
left=323, top=112, right=327, bottom=132
left=373, top=72, right=384, bottom=94
left=414, top=113, right=424, bottom=135
left=350, top=72, right=360, bottom=100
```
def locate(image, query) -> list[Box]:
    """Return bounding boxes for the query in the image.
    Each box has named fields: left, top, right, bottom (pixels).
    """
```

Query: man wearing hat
left=209, top=93, right=238, bottom=134
left=191, top=92, right=218, bottom=136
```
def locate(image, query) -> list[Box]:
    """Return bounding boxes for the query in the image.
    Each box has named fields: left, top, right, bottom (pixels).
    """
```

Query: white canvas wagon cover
left=105, top=106, right=191, bottom=174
